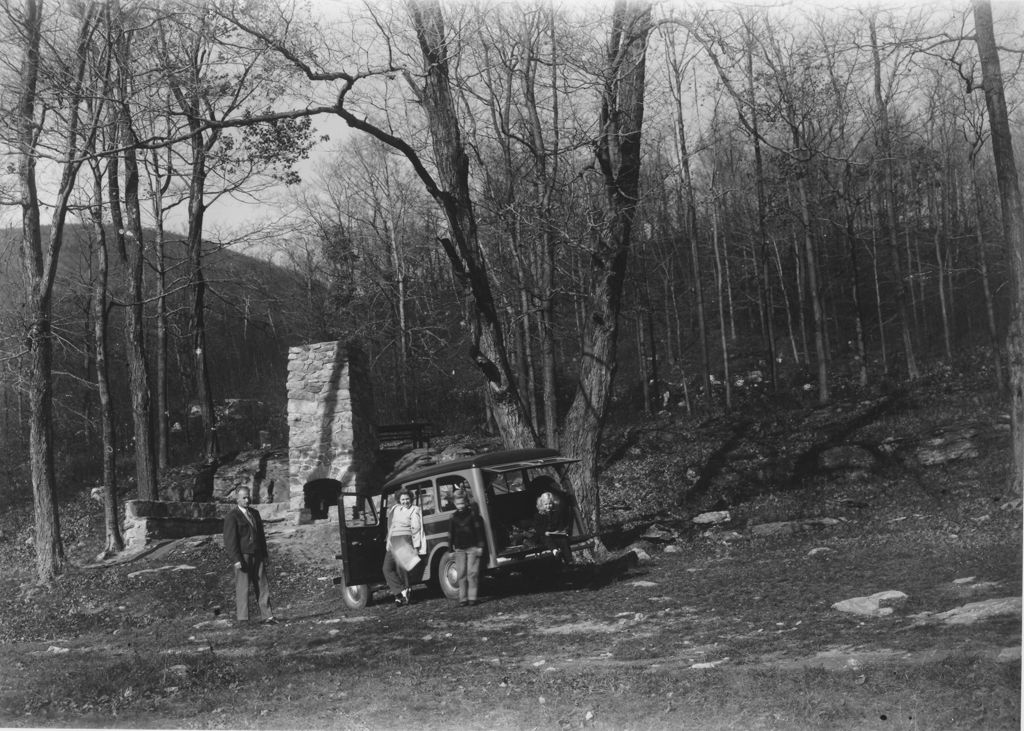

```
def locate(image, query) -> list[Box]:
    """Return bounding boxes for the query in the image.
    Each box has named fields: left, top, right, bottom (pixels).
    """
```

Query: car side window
left=437, top=476, right=470, bottom=511
left=487, top=472, right=525, bottom=495
left=413, top=481, right=436, bottom=516
left=403, top=481, right=432, bottom=516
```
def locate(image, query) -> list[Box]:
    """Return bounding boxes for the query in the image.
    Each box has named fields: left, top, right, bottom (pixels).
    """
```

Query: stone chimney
left=286, top=341, right=378, bottom=524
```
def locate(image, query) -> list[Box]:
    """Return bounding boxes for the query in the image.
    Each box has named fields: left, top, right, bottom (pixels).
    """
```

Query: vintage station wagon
left=334, top=448, right=592, bottom=608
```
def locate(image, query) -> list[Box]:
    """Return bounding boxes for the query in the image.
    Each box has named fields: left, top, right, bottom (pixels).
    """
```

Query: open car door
left=336, top=491, right=386, bottom=607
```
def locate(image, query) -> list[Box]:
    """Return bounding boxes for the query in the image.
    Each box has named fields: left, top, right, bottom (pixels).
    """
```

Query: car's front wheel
left=340, top=580, right=370, bottom=609
left=436, top=551, right=460, bottom=600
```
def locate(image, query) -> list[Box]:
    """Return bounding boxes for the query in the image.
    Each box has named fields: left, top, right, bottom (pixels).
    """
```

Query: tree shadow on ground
left=480, top=549, right=648, bottom=600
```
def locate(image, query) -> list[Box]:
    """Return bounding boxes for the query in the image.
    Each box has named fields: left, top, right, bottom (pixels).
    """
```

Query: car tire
left=436, top=551, right=460, bottom=600
left=340, top=580, right=370, bottom=610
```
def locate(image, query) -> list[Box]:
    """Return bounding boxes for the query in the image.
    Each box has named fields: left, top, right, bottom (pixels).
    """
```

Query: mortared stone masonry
left=287, top=340, right=378, bottom=523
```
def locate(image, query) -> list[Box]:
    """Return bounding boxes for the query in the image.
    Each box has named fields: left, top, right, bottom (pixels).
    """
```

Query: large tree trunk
left=17, top=0, right=64, bottom=585
left=561, top=1, right=652, bottom=535
left=405, top=0, right=536, bottom=449
left=974, top=0, right=1024, bottom=495
left=18, top=0, right=99, bottom=580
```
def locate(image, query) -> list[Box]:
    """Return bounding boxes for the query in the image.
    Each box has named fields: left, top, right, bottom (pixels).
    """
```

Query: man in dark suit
left=223, top=487, right=278, bottom=625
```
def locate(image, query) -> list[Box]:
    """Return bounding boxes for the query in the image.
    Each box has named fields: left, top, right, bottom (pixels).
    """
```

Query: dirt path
left=2, top=498, right=1019, bottom=729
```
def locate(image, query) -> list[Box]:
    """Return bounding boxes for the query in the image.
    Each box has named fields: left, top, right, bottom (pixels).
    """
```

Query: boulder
left=641, top=524, right=676, bottom=541
left=914, top=427, right=980, bottom=466
left=625, top=545, right=652, bottom=562
left=931, top=596, right=1021, bottom=625
left=692, top=510, right=731, bottom=525
left=832, top=590, right=907, bottom=617
left=209, top=449, right=287, bottom=503
left=212, top=450, right=264, bottom=502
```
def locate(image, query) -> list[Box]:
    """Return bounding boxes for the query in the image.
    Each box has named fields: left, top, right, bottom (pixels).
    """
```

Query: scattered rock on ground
left=691, top=658, right=729, bottom=669
left=626, top=546, right=652, bottom=562
left=715, top=531, right=744, bottom=542
left=641, top=524, right=676, bottom=541
left=929, top=596, right=1022, bottom=625
left=832, top=590, right=908, bottom=617
left=692, top=511, right=730, bottom=525
left=914, top=427, right=980, bottom=466
left=749, top=518, right=840, bottom=537
left=127, top=564, right=197, bottom=579
left=997, top=647, right=1021, bottom=662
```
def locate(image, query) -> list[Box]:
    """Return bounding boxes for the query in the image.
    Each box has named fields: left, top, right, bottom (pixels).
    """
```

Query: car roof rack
left=380, top=448, right=577, bottom=492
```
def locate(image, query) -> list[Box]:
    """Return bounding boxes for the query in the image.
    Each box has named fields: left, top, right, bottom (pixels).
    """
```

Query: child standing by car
left=448, top=490, right=486, bottom=606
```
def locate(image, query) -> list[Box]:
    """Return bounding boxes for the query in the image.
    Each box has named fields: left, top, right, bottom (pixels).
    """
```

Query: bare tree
left=106, top=0, right=159, bottom=501
left=973, top=0, right=1024, bottom=495
left=87, top=155, right=124, bottom=557
left=868, top=11, right=919, bottom=381
left=560, top=1, right=652, bottom=533
left=661, top=21, right=712, bottom=407
left=10, top=0, right=101, bottom=580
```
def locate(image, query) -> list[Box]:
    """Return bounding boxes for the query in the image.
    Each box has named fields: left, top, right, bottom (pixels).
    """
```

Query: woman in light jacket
left=382, top=488, right=424, bottom=606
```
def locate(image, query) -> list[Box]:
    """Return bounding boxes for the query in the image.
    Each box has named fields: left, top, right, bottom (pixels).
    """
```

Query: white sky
left=5, top=0, right=1020, bottom=253
left=179, top=113, right=352, bottom=242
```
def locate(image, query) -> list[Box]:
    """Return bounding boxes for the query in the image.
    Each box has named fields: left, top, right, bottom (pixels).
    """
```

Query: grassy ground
left=0, top=373, right=1020, bottom=729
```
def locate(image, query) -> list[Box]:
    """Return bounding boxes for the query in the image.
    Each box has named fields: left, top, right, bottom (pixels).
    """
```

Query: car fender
left=424, top=542, right=450, bottom=581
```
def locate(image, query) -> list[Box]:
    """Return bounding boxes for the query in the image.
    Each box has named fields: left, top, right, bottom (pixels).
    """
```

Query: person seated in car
left=529, top=477, right=573, bottom=564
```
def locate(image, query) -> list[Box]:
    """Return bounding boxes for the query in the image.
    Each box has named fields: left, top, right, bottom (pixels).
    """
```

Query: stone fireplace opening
left=303, top=478, right=342, bottom=521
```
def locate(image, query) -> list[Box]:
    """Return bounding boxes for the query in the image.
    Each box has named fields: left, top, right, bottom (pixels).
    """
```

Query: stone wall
left=287, top=341, right=378, bottom=523
left=122, top=500, right=290, bottom=550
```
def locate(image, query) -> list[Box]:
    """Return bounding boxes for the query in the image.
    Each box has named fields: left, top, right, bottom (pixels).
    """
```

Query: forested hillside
left=0, top=0, right=1020, bottom=582
left=0, top=225, right=310, bottom=482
